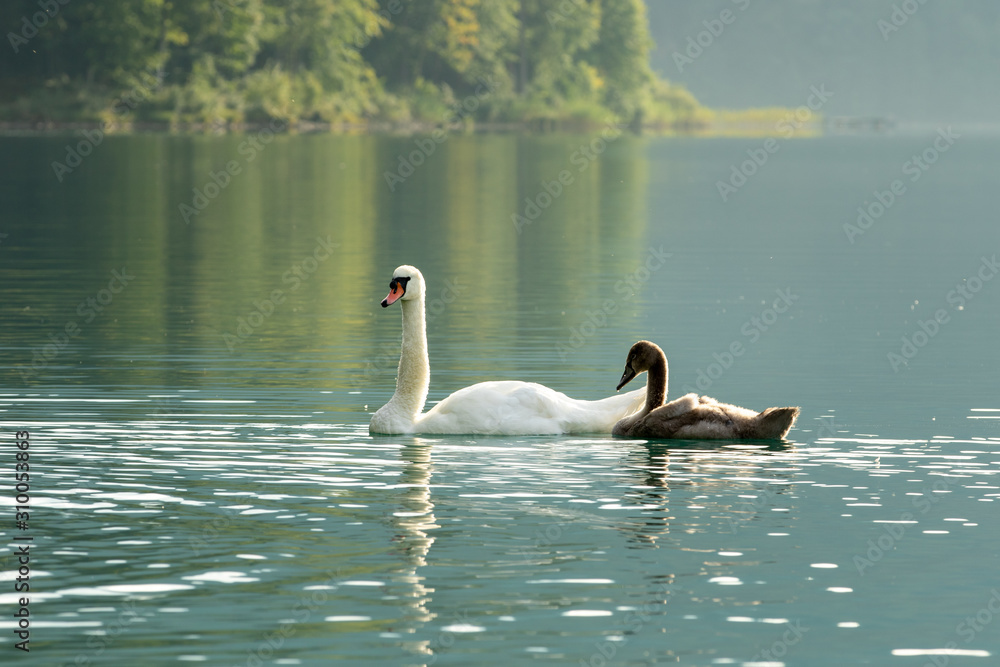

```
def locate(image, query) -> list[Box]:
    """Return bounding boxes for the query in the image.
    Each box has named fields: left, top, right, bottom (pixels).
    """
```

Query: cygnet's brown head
left=616, top=340, right=664, bottom=391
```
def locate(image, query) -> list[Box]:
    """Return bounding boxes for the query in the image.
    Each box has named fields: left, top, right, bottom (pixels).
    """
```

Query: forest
left=0, top=0, right=725, bottom=130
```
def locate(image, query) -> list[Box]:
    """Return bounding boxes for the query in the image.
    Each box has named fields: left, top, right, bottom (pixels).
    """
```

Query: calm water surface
left=0, top=131, right=998, bottom=665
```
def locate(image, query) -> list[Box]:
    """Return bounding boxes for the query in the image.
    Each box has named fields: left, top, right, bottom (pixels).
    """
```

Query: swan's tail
left=756, top=407, right=800, bottom=439
left=566, top=386, right=647, bottom=433
left=598, top=386, right=647, bottom=418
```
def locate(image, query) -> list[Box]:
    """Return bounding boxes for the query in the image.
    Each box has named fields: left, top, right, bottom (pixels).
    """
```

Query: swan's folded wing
left=414, top=381, right=646, bottom=435
left=415, top=381, right=560, bottom=434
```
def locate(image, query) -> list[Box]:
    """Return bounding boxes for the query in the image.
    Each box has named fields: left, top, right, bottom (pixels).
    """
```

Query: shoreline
left=0, top=118, right=837, bottom=138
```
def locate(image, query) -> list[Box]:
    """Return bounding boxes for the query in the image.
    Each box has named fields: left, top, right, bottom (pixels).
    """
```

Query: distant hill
left=645, top=0, right=1000, bottom=124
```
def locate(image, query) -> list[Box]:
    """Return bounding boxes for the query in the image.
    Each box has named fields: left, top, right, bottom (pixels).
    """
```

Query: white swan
left=369, top=266, right=646, bottom=435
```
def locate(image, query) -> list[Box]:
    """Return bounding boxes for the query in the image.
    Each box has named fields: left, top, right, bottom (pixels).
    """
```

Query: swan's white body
left=375, top=378, right=646, bottom=436
left=369, top=266, right=645, bottom=435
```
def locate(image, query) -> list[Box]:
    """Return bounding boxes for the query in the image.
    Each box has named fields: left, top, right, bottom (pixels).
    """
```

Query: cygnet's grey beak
left=616, top=366, right=637, bottom=392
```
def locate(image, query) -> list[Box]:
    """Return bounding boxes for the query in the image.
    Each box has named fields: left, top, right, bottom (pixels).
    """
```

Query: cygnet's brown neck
left=642, top=354, right=667, bottom=413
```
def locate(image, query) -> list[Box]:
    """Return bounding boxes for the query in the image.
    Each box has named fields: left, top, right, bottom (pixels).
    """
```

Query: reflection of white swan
left=369, top=266, right=645, bottom=435
left=394, top=440, right=437, bottom=657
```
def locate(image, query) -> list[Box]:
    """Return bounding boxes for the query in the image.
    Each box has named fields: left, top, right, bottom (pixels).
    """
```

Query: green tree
left=518, top=0, right=602, bottom=109
left=167, top=0, right=265, bottom=79
left=588, top=0, right=653, bottom=120
left=59, top=0, right=167, bottom=86
left=214, top=0, right=385, bottom=122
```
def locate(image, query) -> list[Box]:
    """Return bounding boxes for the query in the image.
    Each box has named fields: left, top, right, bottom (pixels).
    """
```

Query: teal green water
left=1, top=131, right=998, bottom=665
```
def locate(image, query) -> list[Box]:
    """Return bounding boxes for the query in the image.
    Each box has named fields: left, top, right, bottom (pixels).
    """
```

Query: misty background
left=645, top=0, right=1000, bottom=125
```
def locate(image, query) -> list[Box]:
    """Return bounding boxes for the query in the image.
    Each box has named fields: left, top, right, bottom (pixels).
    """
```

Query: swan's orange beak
left=381, top=280, right=404, bottom=307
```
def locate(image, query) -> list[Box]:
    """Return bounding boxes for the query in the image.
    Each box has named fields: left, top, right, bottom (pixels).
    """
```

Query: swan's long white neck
left=386, top=294, right=429, bottom=420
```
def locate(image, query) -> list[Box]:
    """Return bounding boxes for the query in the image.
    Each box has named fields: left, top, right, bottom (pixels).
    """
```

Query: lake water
left=1, top=129, right=998, bottom=665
